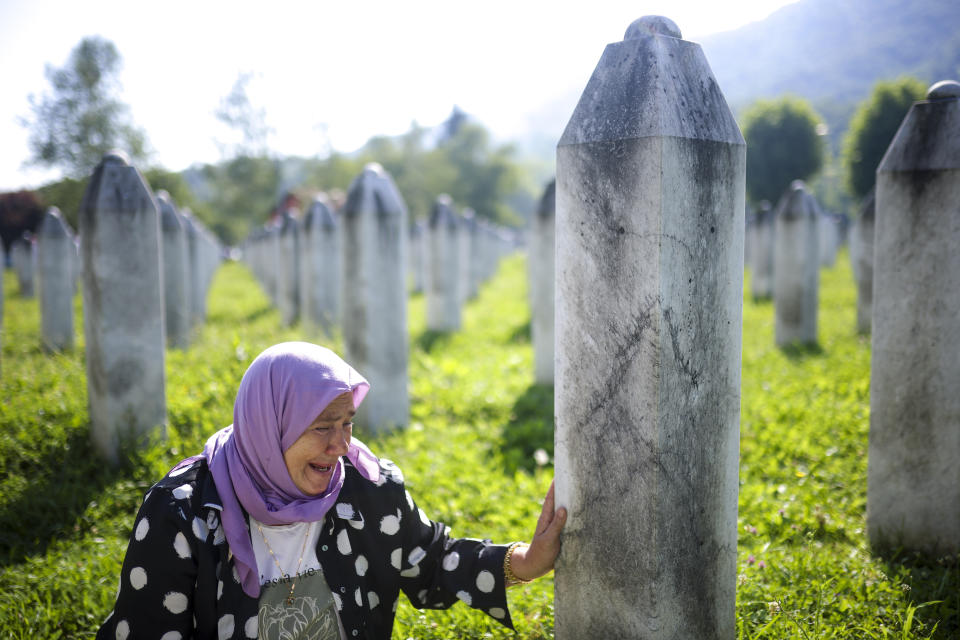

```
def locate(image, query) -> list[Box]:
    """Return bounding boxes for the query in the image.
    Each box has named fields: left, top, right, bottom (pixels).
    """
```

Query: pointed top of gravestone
left=102, top=149, right=131, bottom=166
left=342, top=164, right=407, bottom=220
left=775, top=180, right=818, bottom=221
left=80, top=150, right=156, bottom=236
left=304, top=195, right=336, bottom=231
left=156, top=190, right=184, bottom=232
left=559, top=17, right=741, bottom=146
left=879, top=81, right=960, bottom=172
left=624, top=16, right=681, bottom=40
left=40, top=206, right=73, bottom=239
left=537, top=179, right=556, bottom=220
left=927, top=80, right=960, bottom=100
left=429, top=195, right=457, bottom=229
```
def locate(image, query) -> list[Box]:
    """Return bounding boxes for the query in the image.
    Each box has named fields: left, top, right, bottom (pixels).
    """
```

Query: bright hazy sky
left=0, top=0, right=799, bottom=191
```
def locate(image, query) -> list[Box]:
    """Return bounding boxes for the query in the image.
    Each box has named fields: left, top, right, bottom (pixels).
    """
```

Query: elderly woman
left=97, top=342, right=565, bottom=640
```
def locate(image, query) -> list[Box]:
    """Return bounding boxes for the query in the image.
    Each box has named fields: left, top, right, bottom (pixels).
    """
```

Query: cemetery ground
left=1, top=253, right=957, bottom=639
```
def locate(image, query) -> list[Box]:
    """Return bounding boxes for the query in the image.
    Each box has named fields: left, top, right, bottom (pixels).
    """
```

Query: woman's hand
left=509, top=480, right=567, bottom=582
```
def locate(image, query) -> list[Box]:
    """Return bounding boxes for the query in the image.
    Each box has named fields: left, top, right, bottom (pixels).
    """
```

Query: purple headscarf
left=198, top=342, right=380, bottom=597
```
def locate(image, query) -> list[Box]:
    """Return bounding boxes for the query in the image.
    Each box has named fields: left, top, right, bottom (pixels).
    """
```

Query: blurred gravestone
left=818, top=211, right=839, bottom=267
left=341, top=164, right=409, bottom=431
left=38, top=207, right=75, bottom=351
left=750, top=201, right=774, bottom=299
left=157, top=191, right=191, bottom=349
left=409, top=218, right=426, bottom=294
left=79, top=151, right=166, bottom=464
left=554, top=16, right=744, bottom=639
left=851, top=188, right=875, bottom=334
left=459, top=208, right=480, bottom=302
left=300, top=195, right=340, bottom=332
left=531, top=179, right=555, bottom=385
left=12, top=234, right=36, bottom=297
left=426, top=195, right=461, bottom=331
left=277, top=209, right=301, bottom=327
left=868, top=80, right=960, bottom=556
left=773, top=181, right=819, bottom=346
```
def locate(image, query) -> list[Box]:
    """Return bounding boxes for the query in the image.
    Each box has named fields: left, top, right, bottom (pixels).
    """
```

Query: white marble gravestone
left=38, top=207, right=75, bottom=351
left=157, top=191, right=191, bottom=349
left=531, top=180, right=555, bottom=385
left=426, top=195, right=461, bottom=331
left=300, top=196, right=340, bottom=332
left=555, top=16, right=744, bottom=639
left=79, top=151, right=166, bottom=463
left=868, top=80, right=960, bottom=556
left=773, top=181, right=820, bottom=346
left=341, top=164, right=409, bottom=431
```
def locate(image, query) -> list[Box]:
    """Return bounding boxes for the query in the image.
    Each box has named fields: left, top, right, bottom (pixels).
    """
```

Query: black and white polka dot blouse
left=96, top=457, right=514, bottom=639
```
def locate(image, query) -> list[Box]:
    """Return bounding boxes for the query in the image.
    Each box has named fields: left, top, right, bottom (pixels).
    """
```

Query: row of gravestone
left=36, top=152, right=222, bottom=463
left=242, top=187, right=516, bottom=338
left=1, top=185, right=220, bottom=356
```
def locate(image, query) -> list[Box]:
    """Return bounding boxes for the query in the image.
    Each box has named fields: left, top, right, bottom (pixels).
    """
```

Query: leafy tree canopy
left=741, top=96, right=826, bottom=204
left=841, top=76, right=926, bottom=201
left=21, top=36, right=149, bottom=178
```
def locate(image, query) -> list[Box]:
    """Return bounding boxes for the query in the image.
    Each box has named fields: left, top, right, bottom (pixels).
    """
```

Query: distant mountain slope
left=698, top=0, right=960, bottom=139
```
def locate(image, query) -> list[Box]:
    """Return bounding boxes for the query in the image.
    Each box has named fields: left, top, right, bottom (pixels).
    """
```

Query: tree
left=21, top=36, right=148, bottom=178
left=213, top=72, right=274, bottom=158
left=842, top=77, right=926, bottom=201
left=741, top=97, right=826, bottom=205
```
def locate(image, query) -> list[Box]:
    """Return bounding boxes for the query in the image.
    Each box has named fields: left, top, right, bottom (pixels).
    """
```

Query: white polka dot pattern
left=173, top=532, right=191, bottom=559
left=405, top=490, right=414, bottom=511
left=244, top=615, right=258, bottom=638
left=134, top=518, right=149, bottom=541
left=160, top=632, right=182, bottom=640
left=129, top=567, right=147, bottom=590
left=192, top=517, right=208, bottom=540
left=337, top=528, right=352, bottom=555
left=400, top=565, right=420, bottom=578
left=217, top=614, right=234, bottom=639
left=368, top=591, right=379, bottom=609
left=332, top=592, right=343, bottom=611
left=115, top=619, right=130, bottom=640
left=354, top=587, right=362, bottom=606
left=355, top=554, right=368, bottom=576
left=442, top=552, right=460, bottom=571
left=476, top=570, right=495, bottom=593
left=172, top=484, right=193, bottom=500
left=490, top=607, right=506, bottom=619
left=418, top=508, right=430, bottom=526
left=408, top=546, right=426, bottom=566
left=456, top=590, right=472, bottom=605
left=163, top=591, right=188, bottom=614
left=379, top=514, right=399, bottom=535
left=390, top=548, right=401, bottom=570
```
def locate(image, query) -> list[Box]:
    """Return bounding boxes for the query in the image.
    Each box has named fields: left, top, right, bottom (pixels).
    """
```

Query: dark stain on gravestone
left=108, top=358, right=142, bottom=397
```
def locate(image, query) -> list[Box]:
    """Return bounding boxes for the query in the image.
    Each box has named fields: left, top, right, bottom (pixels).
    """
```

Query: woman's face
left=283, top=391, right=355, bottom=495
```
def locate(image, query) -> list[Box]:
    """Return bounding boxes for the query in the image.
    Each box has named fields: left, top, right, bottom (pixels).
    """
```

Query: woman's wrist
left=504, top=542, right=534, bottom=586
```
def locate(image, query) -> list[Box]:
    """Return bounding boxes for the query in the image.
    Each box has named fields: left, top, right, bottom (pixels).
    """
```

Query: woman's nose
left=327, top=426, right=350, bottom=455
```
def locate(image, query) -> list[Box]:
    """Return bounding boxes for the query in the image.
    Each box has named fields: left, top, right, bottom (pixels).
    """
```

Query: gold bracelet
left=504, top=542, right=533, bottom=586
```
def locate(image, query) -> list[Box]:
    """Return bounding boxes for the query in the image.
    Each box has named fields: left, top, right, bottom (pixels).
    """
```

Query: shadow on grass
left=779, top=341, right=825, bottom=361
left=880, top=550, right=960, bottom=639
left=0, top=426, right=125, bottom=567
left=416, top=329, right=454, bottom=353
left=500, top=382, right=554, bottom=474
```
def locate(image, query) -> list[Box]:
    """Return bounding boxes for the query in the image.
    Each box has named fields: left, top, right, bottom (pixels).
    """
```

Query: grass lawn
left=0, top=250, right=956, bottom=638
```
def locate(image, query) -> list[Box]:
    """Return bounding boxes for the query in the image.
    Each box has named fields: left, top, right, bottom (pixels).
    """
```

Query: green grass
left=0, top=251, right=957, bottom=638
